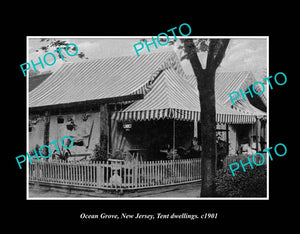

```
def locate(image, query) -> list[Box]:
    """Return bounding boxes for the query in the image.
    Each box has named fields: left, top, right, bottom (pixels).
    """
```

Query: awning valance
left=112, top=108, right=258, bottom=124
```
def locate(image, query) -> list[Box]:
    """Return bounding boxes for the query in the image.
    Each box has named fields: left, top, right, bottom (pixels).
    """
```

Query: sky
left=28, top=37, right=268, bottom=79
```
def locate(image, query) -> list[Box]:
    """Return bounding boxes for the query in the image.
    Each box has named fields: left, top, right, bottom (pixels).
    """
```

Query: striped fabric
left=186, top=71, right=265, bottom=104
left=29, top=51, right=185, bottom=108
left=113, top=68, right=261, bottom=124
left=29, top=50, right=266, bottom=124
left=215, top=71, right=267, bottom=107
left=114, top=109, right=257, bottom=124
left=186, top=71, right=267, bottom=114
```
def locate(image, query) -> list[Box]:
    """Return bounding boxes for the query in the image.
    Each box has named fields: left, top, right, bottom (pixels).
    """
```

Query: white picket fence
left=29, top=158, right=201, bottom=190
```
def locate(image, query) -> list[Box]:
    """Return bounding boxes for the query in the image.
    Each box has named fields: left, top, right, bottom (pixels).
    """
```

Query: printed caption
left=80, top=212, right=218, bottom=221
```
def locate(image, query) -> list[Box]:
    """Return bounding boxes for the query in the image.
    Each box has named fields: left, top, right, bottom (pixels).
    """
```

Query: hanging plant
left=66, top=117, right=76, bottom=130
left=52, top=147, right=71, bottom=161
left=66, top=123, right=74, bottom=131
left=82, top=113, right=90, bottom=121
left=29, top=121, right=33, bottom=132
left=30, top=114, right=40, bottom=125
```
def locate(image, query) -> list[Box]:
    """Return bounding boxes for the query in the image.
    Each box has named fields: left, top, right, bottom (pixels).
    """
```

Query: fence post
left=96, top=162, right=101, bottom=188
left=35, top=163, right=38, bottom=180
left=134, top=160, right=138, bottom=189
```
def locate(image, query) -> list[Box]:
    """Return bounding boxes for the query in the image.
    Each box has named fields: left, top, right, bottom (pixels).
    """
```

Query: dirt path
left=29, top=182, right=201, bottom=198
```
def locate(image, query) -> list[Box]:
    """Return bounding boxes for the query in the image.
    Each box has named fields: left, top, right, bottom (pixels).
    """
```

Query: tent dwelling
left=29, top=51, right=267, bottom=164
left=185, top=70, right=267, bottom=156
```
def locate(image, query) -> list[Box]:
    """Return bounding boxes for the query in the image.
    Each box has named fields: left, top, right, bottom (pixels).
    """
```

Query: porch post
left=43, top=111, right=50, bottom=160
left=256, top=117, right=260, bottom=152
left=193, top=118, right=198, bottom=138
left=172, top=118, right=176, bottom=160
left=99, top=104, right=109, bottom=154
left=226, top=124, right=229, bottom=155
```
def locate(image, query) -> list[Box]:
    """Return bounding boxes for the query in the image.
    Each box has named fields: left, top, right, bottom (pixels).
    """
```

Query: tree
left=36, top=39, right=88, bottom=60
left=139, top=37, right=230, bottom=196
left=157, top=38, right=230, bottom=196
left=182, top=39, right=230, bottom=197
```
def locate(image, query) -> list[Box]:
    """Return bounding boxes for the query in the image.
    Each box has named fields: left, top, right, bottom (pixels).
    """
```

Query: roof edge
left=29, top=94, right=144, bottom=112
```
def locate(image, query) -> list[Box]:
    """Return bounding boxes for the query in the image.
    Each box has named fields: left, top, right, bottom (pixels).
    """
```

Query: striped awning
left=186, top=71, right=266, bottom=105
left=29, top=49, right=266, bottom=124
left=29, top=51, right=185, bottom=108
left=113, top=68, right=263, bottom=124
left=113, top=109, right=258, bottom=124
left=186, top=71, right=267, bottom=114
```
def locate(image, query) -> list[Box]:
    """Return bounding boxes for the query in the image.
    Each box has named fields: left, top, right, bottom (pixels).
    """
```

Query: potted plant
left=66, top=117, right=76, bottom=131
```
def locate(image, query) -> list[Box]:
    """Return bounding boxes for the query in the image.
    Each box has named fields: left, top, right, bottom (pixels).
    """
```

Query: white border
left=26, top=36, right=269, bottom=200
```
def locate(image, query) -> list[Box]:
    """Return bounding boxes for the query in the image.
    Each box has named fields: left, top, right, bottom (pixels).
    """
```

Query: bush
left=109, top=150, right=125, bottom=160
left=91, top=143, right=107, bottom=161
left=215, top=165, right=267, bottom=197
left=166, top=149, right=180, bottom=160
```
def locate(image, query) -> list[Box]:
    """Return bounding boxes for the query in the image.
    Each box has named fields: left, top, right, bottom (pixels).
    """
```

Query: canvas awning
left=113, top=68, right=266, bottom=124
left=186, top=71, right=267, bottom=107
left=29, top=51, right=185, bottom=109
left=29, top=50, right=266, bottom=124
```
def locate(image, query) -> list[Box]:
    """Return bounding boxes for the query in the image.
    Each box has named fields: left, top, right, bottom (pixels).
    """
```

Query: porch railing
left=29, top=158, right=201, bottom=190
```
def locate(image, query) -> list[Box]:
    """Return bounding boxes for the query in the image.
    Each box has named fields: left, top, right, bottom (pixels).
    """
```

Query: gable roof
left=29, top=51, right=266, bottom=124
left=186, top=71, right=267, bottom=111
left=29, top=51, right=185, bottom=109
left=114, top=68, right=265, bottom=124
left=29, top=72, right=52, bottom=92
left=186, top=71, right=264, bottom=103
left=124, top=68, right=200, bottom=111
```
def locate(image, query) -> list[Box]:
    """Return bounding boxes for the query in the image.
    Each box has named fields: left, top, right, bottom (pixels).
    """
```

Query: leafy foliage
left=215, top=165, right=267, bottom=197
left=91, top=143, right=108, bottom=161
left=109, top=150, right=125, bottom=160
left=36, top=39, right=88, bottom=60
left=166, top=149, right=180, bottom=160
left=53, top=148, right=71, bottom=161
left=216, top=134, right=229, bottom=169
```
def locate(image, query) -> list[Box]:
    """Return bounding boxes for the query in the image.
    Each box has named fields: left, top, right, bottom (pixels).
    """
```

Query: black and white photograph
left=4, top=6, right=296, bottom=228
left=26, top=36, right=268, bottom=199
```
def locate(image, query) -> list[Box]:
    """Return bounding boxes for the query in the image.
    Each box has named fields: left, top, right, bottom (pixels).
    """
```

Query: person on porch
left=188, top=137, right=202, bottom=158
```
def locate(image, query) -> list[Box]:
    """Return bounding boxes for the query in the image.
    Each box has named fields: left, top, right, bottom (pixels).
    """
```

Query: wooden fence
left=29, top=158, right=201, bottom=190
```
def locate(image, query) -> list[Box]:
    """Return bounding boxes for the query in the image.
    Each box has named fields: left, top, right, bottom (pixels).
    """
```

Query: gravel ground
left=29, top=182, right=201, bottom=198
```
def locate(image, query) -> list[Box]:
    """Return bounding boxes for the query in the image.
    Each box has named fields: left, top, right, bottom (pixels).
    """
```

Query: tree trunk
left=197, top=69, right=217, bottom=197
left=183, top=38, right=229, bottom=197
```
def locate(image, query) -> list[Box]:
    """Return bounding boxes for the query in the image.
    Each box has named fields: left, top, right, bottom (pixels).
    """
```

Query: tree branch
left=212, top=39, right=230, bottom=70
left=206, top=39, right=218, bottom=70
left=183, top=39, right=204, bottom=75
